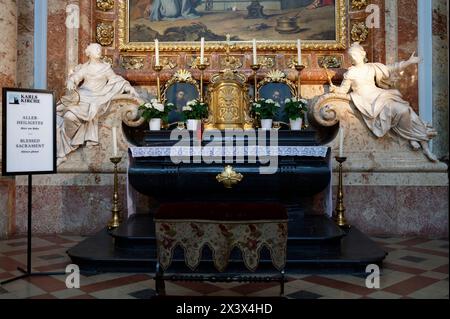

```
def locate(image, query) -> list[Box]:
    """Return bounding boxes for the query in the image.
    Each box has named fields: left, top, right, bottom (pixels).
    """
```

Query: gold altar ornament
left=121, top=56, right=145, bottom=70
left=108, top=156, right=122, bottom=230
left=216, top=166, right=243, bottom=189
left=351, top=22, right=369, bottom=43
left=96, top=0, right=114, bottom=11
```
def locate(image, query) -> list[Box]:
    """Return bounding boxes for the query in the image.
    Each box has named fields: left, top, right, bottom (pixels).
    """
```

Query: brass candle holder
left=250, top=64, right=261, bottom=101
left=108, top=156, right=122, bottom=230
left=333, top=156, right=350, bottom=229
left=294, top=64, right=305, bottom=99
left=153, top=64, right=163, bottom=102
left=198, top=63, right=208, bottom=102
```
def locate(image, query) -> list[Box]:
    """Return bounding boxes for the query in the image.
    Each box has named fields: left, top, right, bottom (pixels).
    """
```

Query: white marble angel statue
left=56, top=43, right=139, bottom=165
left=330, top=42, right=438, bottom=162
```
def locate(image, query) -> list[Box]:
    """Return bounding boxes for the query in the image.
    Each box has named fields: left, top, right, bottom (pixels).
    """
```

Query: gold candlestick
left=294, top=64, right=305, bottom=99
left=108, top=156, right=122, bottom=230
left=198, top=63, right=208, bottom=103
left=153, top=64, right=163, bottom=102
left=333, top=156, right=350, bottom=229
left=251, top=64, right=261, bottom=101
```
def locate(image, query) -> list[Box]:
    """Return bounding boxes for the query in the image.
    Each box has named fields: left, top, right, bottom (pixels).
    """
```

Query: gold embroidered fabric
left=155, top=220, right=288, bottom=272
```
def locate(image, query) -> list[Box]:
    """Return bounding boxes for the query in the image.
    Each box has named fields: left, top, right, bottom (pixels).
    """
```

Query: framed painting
left=119, top=0, right=347, bottom=52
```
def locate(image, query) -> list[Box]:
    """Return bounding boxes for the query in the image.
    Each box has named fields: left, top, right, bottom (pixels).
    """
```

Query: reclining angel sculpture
left=330, top=42, right=438, bottom=162
left=56, top=43, right=139, bottom=165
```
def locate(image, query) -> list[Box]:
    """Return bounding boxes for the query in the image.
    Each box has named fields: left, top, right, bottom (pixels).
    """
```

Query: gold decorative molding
left=220, top=55, right=243, bottom=70
left=96, top=0, right=114, bottom=11
left=161, top=57, right=178, bottom=70
left=102, top=55, right=113, bottom=65
left=318, top=55, right=343, bottom=68
left=351, top=0, right=368, bottom=10
left=189, top=56, right=210, bottom=69
left=96, top=22, right=114, bottom=46
left=121, top=56, right=144, bottom=70
left=351, top=22, right=369, bottom=42
left=287, top=56, right=309, bottom=68
left=257, top=56, right=275, bottom=69
left=118, top=0, right=347, bottom=52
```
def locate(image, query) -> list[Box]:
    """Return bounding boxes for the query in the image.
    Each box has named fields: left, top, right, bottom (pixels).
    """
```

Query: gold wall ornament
left=257, top=56, right=275, bottom=69
left=216, top=165, right=243, bottom=189
left=97, top=0, right=114, bottom=11
left=118, top=0, right=347, bottom=52
left=96, top=22, right=114, bottom=46
left=102, top=55, right=114, bottom=66
left=161, top=69, right=200, bottom=105
left=257, top=70, right=297, bottom=99
left=318, top=55, right=343, bottom=69
left=121, top=56, right=144, bottom=70
left=220, top=55, right=243, bottom=70
left=161, top=57, right=178, bottom=70
left=351, top=0, right=368, bottom=10
left=351, top=22, right=369, bottom=43
left=204, top=69, right=253, bottom=130
left=287, top=56, right=309, bottom=69
left=190, top=56, right=210, bottom=69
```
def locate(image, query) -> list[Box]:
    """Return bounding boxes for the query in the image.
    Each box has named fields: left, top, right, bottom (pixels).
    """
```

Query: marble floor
left=0, top=235, right=448, bottom=299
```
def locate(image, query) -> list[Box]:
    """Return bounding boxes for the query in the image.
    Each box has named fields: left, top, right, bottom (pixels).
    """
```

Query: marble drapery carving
left=56, top=43, right=139, bottom=165
left=330, top=43, right=438, bottom=162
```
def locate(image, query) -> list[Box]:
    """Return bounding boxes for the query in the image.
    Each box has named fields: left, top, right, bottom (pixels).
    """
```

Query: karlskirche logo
left=8, top=93, right=21, bottom=105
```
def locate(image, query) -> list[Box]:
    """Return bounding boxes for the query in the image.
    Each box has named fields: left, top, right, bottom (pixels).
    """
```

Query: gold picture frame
left=118, top=0, right=347, bottom=52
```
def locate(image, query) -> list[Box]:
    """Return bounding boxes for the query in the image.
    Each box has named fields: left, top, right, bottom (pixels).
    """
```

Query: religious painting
left=163, top=83, right=200, bottom=123
left=119, top=0, right=346, bottom=51
left=258, top=83, right=294, bottom=122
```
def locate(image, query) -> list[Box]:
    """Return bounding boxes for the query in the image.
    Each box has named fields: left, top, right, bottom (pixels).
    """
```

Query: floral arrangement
left=138, top=99, right=175, bottom=123
left=284, top=97, right=308, bottom=120
left=250, top=98, right=280, bottom=119
left=182, top=99, right=209, bottom=120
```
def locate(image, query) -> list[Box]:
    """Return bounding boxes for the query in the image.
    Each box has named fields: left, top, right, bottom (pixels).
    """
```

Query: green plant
left=250, top=98, right=280, bottom=119
left=182, top=99, right=209, bottom=120
left=284, top=97, right=308, bottom=120
left=138, top=99, right=175, bottom=123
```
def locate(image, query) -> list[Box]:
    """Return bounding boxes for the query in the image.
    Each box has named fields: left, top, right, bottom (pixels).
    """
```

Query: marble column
left=0, top=0, right=18, bottom=238
left=66, top=0, right=80, bottom=76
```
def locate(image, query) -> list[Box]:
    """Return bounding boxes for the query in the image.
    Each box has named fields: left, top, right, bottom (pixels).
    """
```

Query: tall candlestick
left=297, top=39, right=302, bottom=65
left=155, top=39, right=160, bottom=66
left=200, top=37, right=205, bottom=64
left=252, top=39, right=257, bottom=65
left=112, top=126, right=118, bottom=156
left=338, top=127, right=344, bottom=157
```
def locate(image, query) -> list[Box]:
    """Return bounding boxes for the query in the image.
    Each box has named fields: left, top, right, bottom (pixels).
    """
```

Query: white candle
left=200, top=37, right=205, bottom=64
left=154, top=39, right=160, bottom=66
left=112, top=126, right=118, bottom=156
left=297, top=39, right=302, bottom=65
left=338, top=127, right=344, bottom=157
left=252, top=39, right=257, bottom=65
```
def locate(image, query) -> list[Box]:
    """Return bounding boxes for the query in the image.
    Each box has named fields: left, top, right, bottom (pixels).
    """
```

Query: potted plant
left=284, top=97, right=308, bottom=131
left=182, top=99, right=209, bottom=131
left=250, top=98, right=280, bottom=130
left=138, top=99, right=175, bottom=131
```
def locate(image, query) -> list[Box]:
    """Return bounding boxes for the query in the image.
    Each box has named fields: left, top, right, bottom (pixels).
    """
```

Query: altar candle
left=154, top=39, right=160, bottom=66
left=200, top=37, right=205, bottom=64
left=338, top=127, right=344, bottom=157
left=112, top=126, right=118, bottom=157
left=252, top=39, right=257, bottom=65
left=297, top=39, right=302, bottom=65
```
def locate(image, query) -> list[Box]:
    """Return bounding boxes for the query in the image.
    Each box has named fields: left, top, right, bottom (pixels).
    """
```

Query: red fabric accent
left=155, top=202, right=287, bottom=221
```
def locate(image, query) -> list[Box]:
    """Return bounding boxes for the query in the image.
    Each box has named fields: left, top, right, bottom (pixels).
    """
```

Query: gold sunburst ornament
left=216, top=166, right=243, bottom=189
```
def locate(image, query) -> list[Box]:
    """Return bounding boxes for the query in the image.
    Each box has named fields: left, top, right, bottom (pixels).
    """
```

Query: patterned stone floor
left=0, top=235, right=448, bottom=299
